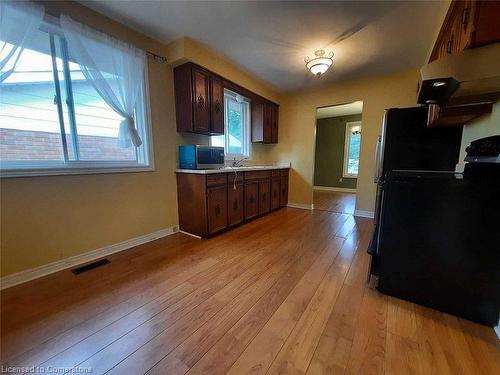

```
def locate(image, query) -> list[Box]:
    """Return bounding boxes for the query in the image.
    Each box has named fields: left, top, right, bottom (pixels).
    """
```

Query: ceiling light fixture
left=305, top=49, right=334, bottom=76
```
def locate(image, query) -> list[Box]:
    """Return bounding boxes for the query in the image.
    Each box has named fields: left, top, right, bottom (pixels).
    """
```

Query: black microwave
left=178, top=145, right=225, bottom=169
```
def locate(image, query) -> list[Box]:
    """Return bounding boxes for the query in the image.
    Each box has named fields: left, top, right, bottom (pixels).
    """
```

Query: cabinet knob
left=233, top=200, right=238, bottom=210
left=214, top=100, right=221, bottom=113
left=197, top=94, right=205, bottom=108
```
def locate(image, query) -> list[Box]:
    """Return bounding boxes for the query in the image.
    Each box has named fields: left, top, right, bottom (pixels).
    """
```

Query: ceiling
left=80, top=1, right=449, bottom=92
left=317, top=101, right=363, bottom=119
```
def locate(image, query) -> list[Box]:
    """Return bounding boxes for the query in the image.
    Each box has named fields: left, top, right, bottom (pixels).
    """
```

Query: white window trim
left=210, top=89, right=252, bottom=161
left=0, top=20, right=155, bottom=178
left=343, top=121, right=361, bottom=178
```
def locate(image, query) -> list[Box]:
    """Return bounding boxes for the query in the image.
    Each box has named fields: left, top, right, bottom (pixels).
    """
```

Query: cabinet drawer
left=271, top=170, right=281, bottom=177
left=244, top=170, right=271, bottom=181
left=280, top=168, right=289, bottom=177
left=226, top=171, right=244, bottom=185
left=206, top=173, right=227, bottom=187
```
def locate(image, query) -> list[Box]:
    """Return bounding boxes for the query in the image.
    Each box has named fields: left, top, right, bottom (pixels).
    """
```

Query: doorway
left=312, top=101, right=363, bottom=214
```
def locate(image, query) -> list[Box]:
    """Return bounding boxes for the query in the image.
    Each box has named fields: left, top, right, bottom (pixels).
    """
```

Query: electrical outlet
left=339, top=178, right=343, bottom=182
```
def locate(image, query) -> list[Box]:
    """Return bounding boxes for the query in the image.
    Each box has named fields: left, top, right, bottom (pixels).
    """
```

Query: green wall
left=313, top=114, right=361, bottom=189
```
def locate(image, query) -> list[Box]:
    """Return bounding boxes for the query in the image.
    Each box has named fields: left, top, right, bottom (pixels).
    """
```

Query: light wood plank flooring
left=313, top=191, right=356, bottom=214
left=1, top=208, right=498, bottom=374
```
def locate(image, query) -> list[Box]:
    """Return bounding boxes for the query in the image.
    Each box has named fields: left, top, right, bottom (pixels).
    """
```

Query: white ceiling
left=80, top=0, right=449, bottom=92
left=317, top=101, right=363, bottom=119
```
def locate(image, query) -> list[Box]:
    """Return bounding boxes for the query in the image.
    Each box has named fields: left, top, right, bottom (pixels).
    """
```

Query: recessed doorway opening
left=313, top=101, right=363, bottom=214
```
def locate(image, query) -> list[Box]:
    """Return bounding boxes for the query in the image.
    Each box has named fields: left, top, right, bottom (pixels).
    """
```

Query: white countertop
left=176, top=163, right=291, bottom=174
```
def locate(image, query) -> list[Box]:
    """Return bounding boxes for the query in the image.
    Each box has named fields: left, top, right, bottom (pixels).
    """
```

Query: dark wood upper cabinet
left=210, top=76, right=224, bottom=134
left=251, top=100, right=279, bottom=144
left=175, top=61, right=280, bottom=141
left=429, top=0, right=500, bottom=62
left=173, top=63, right=224, bottom=135
left=193, top=67, right=210, bottom=134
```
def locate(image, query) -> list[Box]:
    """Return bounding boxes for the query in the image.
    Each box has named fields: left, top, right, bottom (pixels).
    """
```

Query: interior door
left=210, top=76, right=224, bottom=135
left=192, top=68, right=210, bottom=134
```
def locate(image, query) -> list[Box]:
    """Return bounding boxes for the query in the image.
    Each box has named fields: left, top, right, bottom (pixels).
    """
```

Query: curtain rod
left=146, top=51, right=168, bottom=63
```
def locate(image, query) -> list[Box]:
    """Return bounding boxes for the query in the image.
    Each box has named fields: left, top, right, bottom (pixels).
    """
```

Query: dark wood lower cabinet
left=207, top=185, right=228, bottom=235
left=271, top=177, right=281, bottom=210
left=280, top=173, right=289, bottom=207
left=244, top=181, right=259, bottom=220
left=177, top=168, right=289, bottom=237
left=227, top=183, right=244, bottom=227
left=258, top=180, right=271, bottom=215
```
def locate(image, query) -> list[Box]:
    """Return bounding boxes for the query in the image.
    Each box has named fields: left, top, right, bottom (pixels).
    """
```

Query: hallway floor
left=313, top=190, right=356, bottom=214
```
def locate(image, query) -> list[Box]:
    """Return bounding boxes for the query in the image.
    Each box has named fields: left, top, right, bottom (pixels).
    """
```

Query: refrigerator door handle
left=374, top=135, right=382, bottom=183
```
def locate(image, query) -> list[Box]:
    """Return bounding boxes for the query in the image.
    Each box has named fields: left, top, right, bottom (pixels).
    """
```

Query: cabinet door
left=244, top=181, right=259, bottom=220
left=228, top=183, right=244, bottom=226
left=263, top=102, right=273, bottom=143
left=271, top=103, right=279, bottom=144
left=259, top=180, right=271, bottom=215
left=210, top=77, right=224, bottom=135
left=207, top=185, right=227, bottom=235
left=280, top=175, right=289, bottom=207
left=472, top=1, right=500, bottom=47
left=251, top=100, right=264, bottom=143
left=192, top=68, right=210, bottom=134
left=271, top=177, right=280, bottom=210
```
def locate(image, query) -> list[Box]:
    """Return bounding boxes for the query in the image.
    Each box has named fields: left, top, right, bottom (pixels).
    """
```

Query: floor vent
left=71, top=258, right=110, bottom=275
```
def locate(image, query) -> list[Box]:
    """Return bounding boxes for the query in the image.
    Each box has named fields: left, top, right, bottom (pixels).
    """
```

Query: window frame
left=210, top=89, right=252, bottom=161
left=343, top=121, right=361, bottom=178
left=0, top=19, right=154, bottom=178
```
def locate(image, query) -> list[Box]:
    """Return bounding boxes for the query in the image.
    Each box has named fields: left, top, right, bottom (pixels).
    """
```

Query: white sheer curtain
left=0, top=1, right=44, bottom=82
left=60, top=15, right=146, bottom=148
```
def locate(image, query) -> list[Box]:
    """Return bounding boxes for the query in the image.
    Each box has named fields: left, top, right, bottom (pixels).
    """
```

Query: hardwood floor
left=1, top=208, right=498, bottom=374
left=313, top=191, right=356, bottom=214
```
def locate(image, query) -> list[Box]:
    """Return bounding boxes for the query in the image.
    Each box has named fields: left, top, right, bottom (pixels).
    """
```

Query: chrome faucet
left=231, top=157, right=247, bottom=167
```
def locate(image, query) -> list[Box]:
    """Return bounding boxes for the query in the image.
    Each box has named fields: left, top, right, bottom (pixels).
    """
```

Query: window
left=211, top=89, right=251, bottom=160
left=343, top=121, right=361, bottom=177
left=0, top=20, right=152, bottom=177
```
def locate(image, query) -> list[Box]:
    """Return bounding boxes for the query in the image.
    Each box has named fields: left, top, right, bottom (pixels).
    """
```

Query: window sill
left=0, top=165, right=155, bottom=178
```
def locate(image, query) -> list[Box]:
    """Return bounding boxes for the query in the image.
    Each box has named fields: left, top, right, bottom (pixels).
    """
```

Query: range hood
left=418, top=43, right=500, bottom=106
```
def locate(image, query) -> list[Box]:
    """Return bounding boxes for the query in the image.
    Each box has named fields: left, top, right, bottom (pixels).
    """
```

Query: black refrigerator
left=367, top=106, right=500, bottom=327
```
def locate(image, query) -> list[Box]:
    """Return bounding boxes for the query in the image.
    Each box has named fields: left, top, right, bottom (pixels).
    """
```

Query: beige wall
left=0, top=2, right=278, bottom=277
left=254, top=69, right=421, bottom=213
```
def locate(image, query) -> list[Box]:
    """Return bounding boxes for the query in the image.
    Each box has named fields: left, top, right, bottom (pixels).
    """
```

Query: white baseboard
left=314, top=186, right=357, bottom=193
left=0, top=226, right=179, bottom=290
left=287, top=202, right=314, bottom=210
left=354, top=209, right=375, bottom=219
left=179, top=230, right=202, bottom=239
